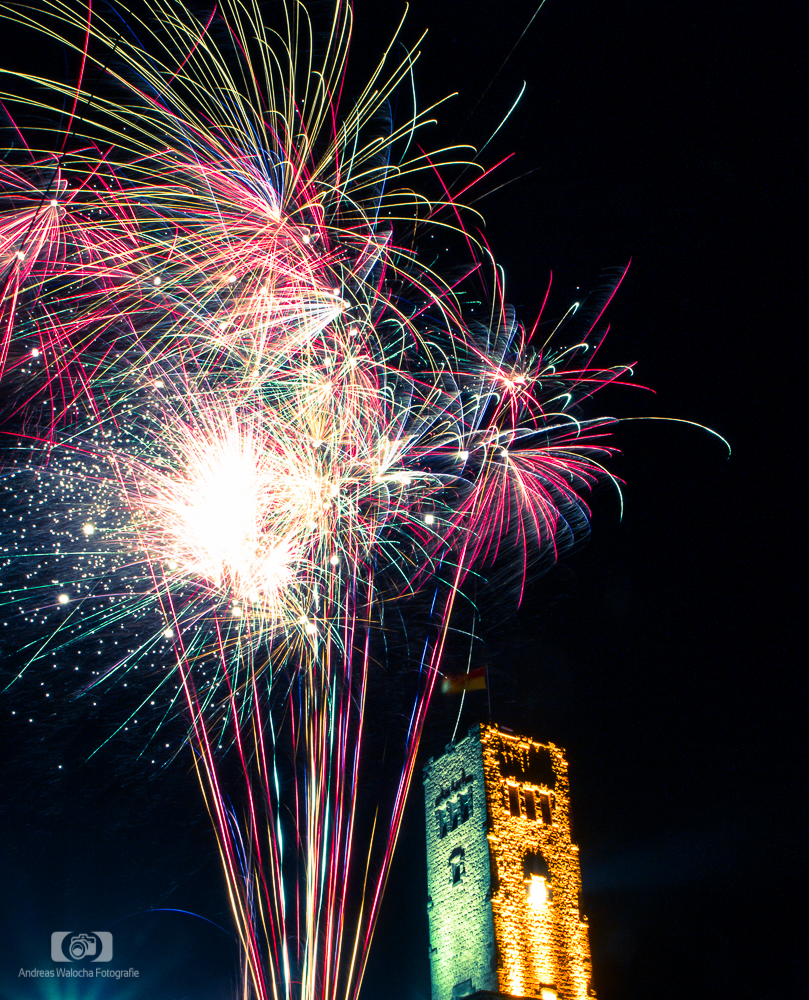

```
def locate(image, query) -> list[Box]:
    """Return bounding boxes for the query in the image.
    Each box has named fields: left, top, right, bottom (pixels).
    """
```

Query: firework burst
left=0, top=3, right=637, bottom=999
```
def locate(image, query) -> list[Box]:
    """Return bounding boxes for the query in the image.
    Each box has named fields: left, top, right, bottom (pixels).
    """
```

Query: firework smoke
left=0, top=3, right=634, bottom=998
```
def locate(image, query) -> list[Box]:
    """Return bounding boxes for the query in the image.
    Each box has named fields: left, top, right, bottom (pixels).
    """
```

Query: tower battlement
left=423, top=724, right=594, bottom=1000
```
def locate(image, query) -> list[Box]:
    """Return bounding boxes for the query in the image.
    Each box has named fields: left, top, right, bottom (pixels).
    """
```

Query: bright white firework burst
left=0, top=2, right=656, bottom=999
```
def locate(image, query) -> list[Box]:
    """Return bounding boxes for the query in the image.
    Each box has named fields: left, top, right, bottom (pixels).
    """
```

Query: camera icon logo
left=51, top=931, right=113, bottom=962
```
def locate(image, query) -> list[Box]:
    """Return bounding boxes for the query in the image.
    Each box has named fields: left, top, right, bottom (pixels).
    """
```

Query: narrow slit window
left=508, top=783, right=521, bottom=817
left=449, top=847, right=465, bottom=885
left=459, top=789, right=473, bottom=822
left=524, top=789, right=536, bottom=821
left=539, top=791, right=553, bottom=825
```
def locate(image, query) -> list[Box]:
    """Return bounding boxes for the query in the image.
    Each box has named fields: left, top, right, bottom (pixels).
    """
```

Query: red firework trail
left=0, top=3, right=672, bottom=1000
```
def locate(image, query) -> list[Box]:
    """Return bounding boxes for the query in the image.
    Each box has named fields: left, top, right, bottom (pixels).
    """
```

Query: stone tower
left=423, top=723, right=594, bottom=1000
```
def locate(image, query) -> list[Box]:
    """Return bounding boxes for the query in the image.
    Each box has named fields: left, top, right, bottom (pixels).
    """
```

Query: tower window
left=437, top=789, right=473, bottom=836
left=524, top=788, right=537, bottom=821
left=449, top=847, right=465, bottom=885
left=539, top=791, right=553, bottom=824
left=507, top=783, right=521, bottom=817
left=524, top=849, right=552, bottom=908
left=527, top=874, right=551, bottom=910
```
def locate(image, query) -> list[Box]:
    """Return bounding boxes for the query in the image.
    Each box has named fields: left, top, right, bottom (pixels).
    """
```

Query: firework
left=0, top=3, right=634, bottom=999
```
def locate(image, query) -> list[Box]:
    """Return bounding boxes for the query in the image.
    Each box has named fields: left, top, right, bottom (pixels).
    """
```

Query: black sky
left=0, top=2, right=802, bottom=999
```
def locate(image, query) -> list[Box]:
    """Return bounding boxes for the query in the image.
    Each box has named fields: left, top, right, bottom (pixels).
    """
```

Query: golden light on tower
left=423, top=724, right=595, bottom=1000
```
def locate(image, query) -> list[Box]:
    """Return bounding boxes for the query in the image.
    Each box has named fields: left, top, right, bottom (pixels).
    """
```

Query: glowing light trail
left=0, top=4, right=650, bottom=1000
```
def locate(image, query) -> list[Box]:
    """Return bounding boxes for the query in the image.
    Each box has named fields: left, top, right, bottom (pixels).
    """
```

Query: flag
left=441, top=666, right=487, bottom=695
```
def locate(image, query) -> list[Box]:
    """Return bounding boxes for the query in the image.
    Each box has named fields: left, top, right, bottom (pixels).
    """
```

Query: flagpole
left=485, top=661, right=492, bottom=722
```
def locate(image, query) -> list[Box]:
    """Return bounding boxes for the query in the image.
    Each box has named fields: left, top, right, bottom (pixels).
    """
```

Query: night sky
left=0, top=2, right=800, bottom=1000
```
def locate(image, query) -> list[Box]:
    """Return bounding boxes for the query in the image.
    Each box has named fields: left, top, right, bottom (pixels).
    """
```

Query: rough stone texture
left=424, top=725, right=594, bottom=1000
left=424, top=727, right=498, bottom=1000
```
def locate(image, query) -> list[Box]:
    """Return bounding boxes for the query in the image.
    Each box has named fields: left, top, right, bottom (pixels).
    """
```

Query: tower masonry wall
left=480, top=724, right=594, bottom=1000
left=424, top=725, right=595, bottom=1000
left=424, top=728, right=498, bottom=1000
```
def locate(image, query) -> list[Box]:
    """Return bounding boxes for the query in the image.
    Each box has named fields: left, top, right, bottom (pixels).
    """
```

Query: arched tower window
left=448, top=847, right=466, bottom=885
left=524, top=850, right=552, bottom=909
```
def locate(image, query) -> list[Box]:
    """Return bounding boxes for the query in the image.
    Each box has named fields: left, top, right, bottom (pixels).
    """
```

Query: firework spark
left=0, top=3, right=636, bottom=999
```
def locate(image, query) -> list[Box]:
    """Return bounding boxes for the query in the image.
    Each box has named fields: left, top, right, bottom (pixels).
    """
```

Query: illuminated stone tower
left=423, top=724, right=594, bottom=1000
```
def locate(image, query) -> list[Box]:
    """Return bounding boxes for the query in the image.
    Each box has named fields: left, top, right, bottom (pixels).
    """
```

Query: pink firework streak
left=0, top=3, right=647, bottom=1000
